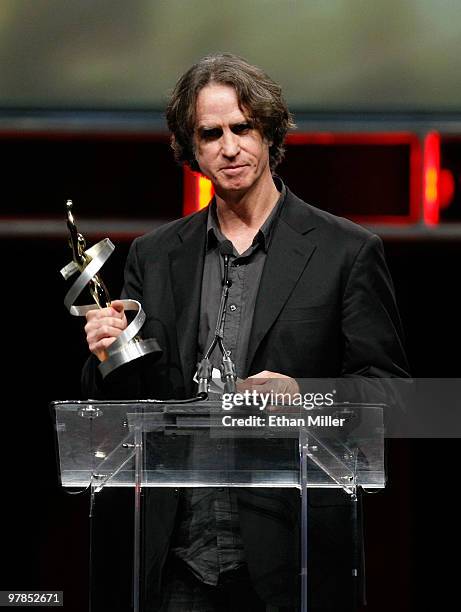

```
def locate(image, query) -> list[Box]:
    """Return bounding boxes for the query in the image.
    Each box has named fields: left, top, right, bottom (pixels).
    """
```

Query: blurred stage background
left=3, top=1, right=461, bottom=610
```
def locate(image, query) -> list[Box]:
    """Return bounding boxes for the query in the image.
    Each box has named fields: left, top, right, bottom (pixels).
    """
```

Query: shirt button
left=229, top=304, right=237, bottom=311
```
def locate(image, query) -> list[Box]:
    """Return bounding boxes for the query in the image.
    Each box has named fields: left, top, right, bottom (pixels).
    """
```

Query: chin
left=224, top=174, right=257, bottom=191
left=221, top=182, right=252, bottom=196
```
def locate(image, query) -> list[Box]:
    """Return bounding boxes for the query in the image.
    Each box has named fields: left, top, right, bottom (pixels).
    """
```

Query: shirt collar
left=206, top=177, right=287, bottom=253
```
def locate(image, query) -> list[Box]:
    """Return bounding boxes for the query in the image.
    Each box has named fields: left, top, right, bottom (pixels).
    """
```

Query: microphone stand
left=197, top=241, right=237, bottom=396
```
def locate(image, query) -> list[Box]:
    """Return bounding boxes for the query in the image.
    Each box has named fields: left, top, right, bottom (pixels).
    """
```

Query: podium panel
left=52, top=400, right=385, bottom=611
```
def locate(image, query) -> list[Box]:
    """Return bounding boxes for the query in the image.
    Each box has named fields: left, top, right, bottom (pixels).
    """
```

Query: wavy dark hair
left=166, top=53, right=295, bottom=172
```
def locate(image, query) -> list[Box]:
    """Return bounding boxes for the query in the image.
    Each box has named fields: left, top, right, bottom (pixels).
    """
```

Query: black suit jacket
left=82, top=186, right=409, bottom=606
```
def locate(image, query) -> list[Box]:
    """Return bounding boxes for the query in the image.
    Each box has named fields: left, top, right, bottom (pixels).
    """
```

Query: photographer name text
left=222, top=414, right=346, bottom=428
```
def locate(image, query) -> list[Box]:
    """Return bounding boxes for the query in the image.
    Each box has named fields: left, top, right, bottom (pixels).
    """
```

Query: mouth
left=220, top=165, right=248, bottom=175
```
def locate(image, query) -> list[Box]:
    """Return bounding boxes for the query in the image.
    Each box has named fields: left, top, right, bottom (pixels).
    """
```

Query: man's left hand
left=237, top=370, right=300, bottom=397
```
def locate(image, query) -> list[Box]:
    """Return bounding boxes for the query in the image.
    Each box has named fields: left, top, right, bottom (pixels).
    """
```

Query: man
left=83, top=53, right=408, bottom=611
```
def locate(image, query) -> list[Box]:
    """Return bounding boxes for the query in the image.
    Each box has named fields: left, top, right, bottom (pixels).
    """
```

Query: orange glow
left=198, top=175, right=214, bottom=209
left=425, top=168, right=438, bottom=203
left=183, top=166, right=214, bottom=215
left=423, top=132, right=440, bottom=225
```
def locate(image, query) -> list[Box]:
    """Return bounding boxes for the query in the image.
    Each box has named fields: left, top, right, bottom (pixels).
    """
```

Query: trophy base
left=98, top=337, right=162, bottom=379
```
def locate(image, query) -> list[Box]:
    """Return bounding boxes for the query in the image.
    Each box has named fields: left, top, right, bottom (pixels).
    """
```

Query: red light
left=183, top=133, right=423, bottom=223
left=423, top=132, right=441, bottom=225
left=439, top=168, right=455, bottom=210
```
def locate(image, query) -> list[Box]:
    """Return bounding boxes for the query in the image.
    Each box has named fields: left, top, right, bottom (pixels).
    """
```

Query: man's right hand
left=84, top=300, right=128, bottom=362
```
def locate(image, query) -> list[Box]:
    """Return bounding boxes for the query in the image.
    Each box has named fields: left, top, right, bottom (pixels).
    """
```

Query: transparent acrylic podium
left=52, top=400, right=385, bottom=611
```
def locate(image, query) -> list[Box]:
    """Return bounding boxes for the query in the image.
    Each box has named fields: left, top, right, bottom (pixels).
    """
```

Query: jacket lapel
left=245, top=191, right=317, bottom=375
left=169, top=209, right=208, bottom=393
left=168, top=191, right=317, bottom=386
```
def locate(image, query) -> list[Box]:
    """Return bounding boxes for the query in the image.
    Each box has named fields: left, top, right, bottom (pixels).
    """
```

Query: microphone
left=217, top=240, right=237, bottom=394
left=218, top=240, right=233, bottom=256
left=221, top=352, right=237, bottom=394
left=218, top=240, right=233, bottom=288
left=197, top=357, right=212, bottom=398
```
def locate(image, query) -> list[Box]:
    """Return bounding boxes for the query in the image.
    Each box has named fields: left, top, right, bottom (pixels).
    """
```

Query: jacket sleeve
left=340, top=233, right=409, bottom=378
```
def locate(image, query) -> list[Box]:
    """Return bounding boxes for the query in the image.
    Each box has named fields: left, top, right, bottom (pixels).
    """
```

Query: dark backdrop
left=2, top=137, right=458, bottom=612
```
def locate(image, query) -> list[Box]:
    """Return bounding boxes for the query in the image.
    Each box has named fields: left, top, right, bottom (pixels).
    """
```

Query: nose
left=221, top=129, right=240, bottom=158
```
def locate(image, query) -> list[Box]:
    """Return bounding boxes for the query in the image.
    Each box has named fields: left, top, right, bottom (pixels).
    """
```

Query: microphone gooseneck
left=197, top=239, right=237, bottom=396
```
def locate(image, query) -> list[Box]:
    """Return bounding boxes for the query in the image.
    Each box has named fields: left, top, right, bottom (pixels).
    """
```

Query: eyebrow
left=196, top=120, right=254, bottom=135
left=197, top=125, right=221, bottom=134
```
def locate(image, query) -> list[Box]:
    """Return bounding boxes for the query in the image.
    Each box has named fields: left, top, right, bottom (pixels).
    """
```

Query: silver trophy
left=61, top=200, right=161, bottom=378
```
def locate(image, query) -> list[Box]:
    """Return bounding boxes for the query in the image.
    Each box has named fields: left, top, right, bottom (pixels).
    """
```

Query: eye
left=199, top=127, right=222, bottom=141
left=231, top=122, right=252, bottom=135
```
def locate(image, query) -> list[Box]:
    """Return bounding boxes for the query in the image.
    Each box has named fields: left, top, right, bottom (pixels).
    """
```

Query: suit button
left=229, top=304, right=237, bottom=311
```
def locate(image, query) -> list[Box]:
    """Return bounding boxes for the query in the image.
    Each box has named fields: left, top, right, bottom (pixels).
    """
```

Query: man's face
left=193, top=83, right=272, bottom=198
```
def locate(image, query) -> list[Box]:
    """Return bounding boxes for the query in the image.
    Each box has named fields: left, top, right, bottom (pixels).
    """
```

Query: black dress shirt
left=171, top=179, right=287, bottom=586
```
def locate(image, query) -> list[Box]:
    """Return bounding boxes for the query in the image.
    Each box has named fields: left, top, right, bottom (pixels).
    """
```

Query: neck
left=215, top=175, right=280, bottom=235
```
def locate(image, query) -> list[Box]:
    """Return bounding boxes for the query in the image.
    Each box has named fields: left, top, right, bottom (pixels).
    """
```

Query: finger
left=111, top=300, right=126, bottom=316
left=237, top=377, right=269, bottom=392
left=87, top=325, right=126, bottom=345
left=86, top=322, right=126, bottom=351
left=90, top=336, right=117, bottom=350
left=247, top=370, right=272, bottom=379
left=250, top=381, right=274, bottom=394
left=241, top=372, right=271, bottom=387
left=89, top=336, right=118, bottom=357
left=85, top=316, right=127, bottom=334
left=86, top=306, right=121, bottom=322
